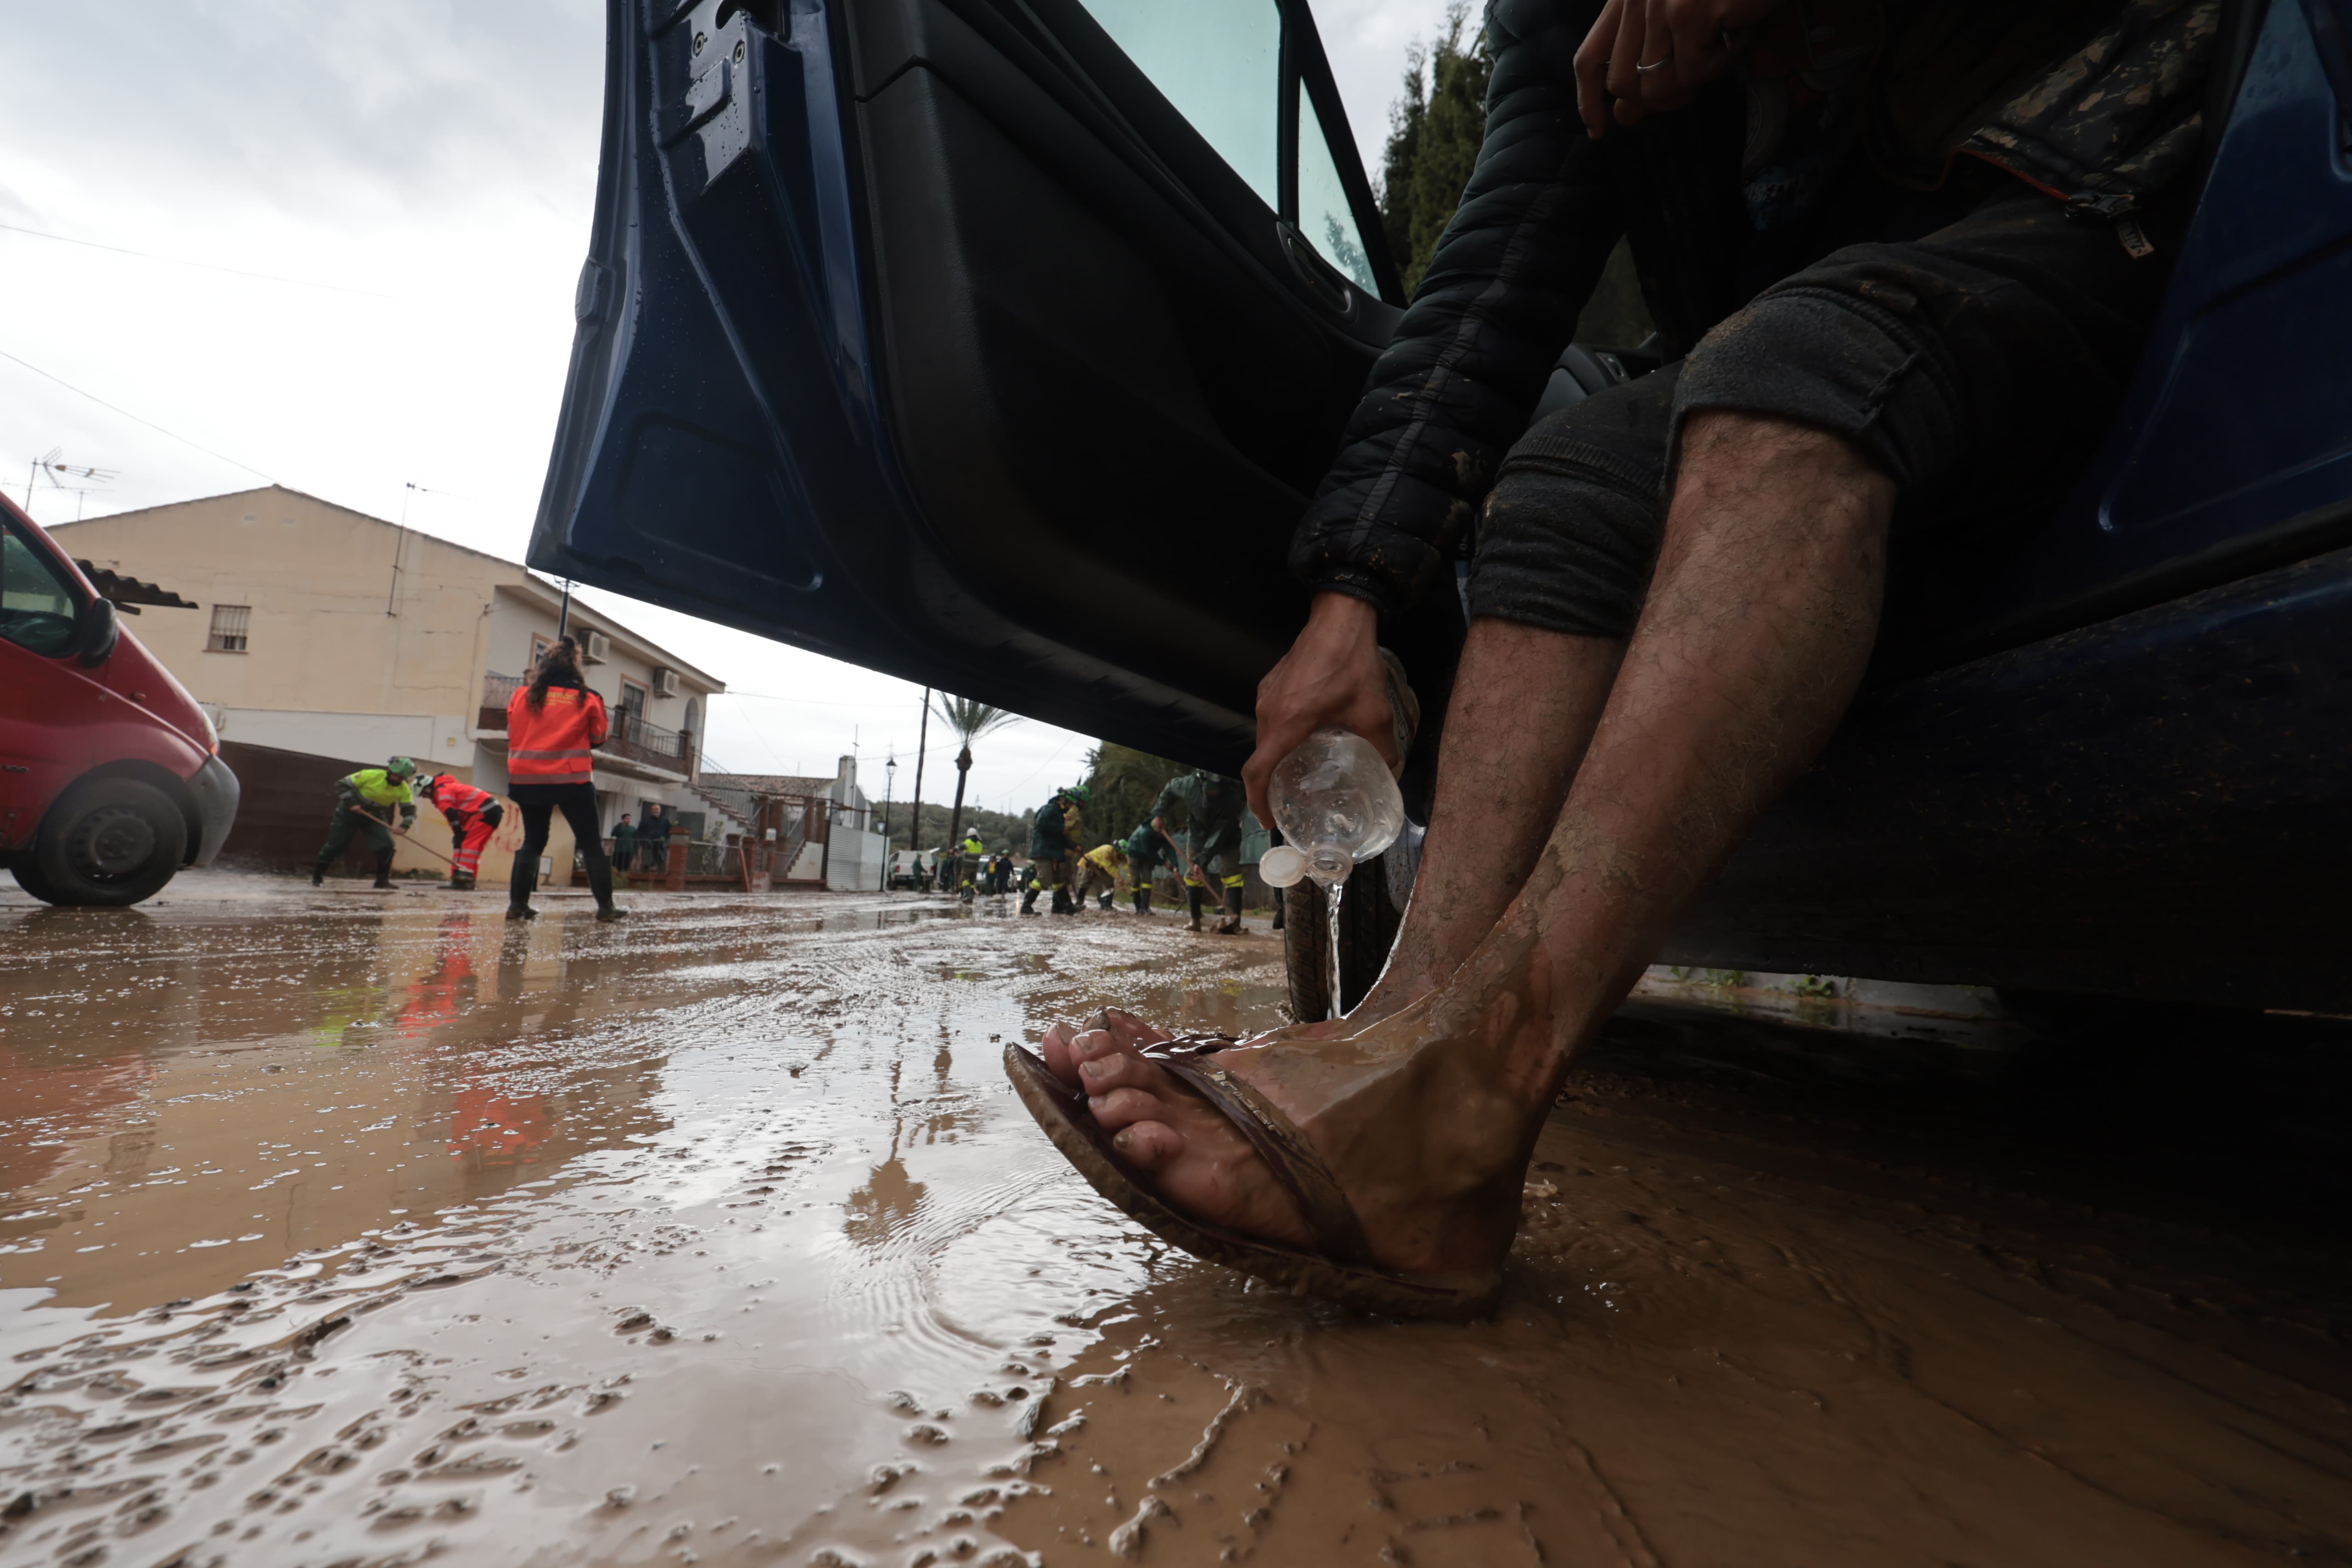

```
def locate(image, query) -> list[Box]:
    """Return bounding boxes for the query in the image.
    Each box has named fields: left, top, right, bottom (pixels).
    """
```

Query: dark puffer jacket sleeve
left=1289, top=0, right=1623, bottom=617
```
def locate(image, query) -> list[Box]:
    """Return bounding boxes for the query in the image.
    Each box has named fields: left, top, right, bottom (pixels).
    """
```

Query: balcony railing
left=605, top=710, right=691, bottom=771
left=479, top=671, right=694, bottom=776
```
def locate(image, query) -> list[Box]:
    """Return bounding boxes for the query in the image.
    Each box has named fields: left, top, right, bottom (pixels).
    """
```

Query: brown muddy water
left=3, top=884, right=2351, bottom=1567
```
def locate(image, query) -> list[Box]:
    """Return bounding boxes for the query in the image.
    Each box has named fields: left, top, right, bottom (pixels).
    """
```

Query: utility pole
left=908, top=687, right=931, bottom=862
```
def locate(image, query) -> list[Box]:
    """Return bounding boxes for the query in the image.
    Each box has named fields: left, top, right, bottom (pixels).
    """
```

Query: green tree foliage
left=887, top=801, right=1030, bottom=855
left=1379, top=1, right=1493, bottom=298
left=1375, top=3, right=1654, bottom=346
left=931, top=695, right=1021, bottom=854
left=1078, top=742, right=1188, bottom=849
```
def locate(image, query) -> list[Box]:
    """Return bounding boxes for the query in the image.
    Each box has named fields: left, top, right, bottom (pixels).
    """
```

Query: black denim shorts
left=1470, top=182, right=2171, bottom=640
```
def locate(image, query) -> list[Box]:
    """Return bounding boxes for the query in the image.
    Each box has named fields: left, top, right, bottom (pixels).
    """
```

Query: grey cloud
left=3, top=0, right=603, bottom=222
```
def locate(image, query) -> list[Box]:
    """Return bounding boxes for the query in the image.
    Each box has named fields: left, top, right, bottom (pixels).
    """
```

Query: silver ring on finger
left=1634, top=57, right=1671, bottom=73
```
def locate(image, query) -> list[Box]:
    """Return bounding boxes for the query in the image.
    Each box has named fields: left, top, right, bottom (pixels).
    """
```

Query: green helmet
left=385, top=757, right=417, bottom=778
left=1064, top=783, right=1091, bottom=803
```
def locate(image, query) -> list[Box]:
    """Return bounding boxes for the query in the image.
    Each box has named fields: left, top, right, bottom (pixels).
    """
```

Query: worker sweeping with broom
left=417, top=772, right=505, bottom=891
left=312, top=758, right=418, bottom=889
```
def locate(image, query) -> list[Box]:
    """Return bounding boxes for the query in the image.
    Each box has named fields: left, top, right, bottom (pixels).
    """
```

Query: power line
left=724, top=689, right=929, bottom=710
left=1001, top=735, right=1082, bottom=804
left=0, top=221, right=403, bottom=300
left=0, top=346, right=277, bottom=483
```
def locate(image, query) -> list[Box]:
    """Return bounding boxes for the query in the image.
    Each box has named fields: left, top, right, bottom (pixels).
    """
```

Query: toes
left=1089, top=1086, right=1169, bottom=1130
left=1068, top=1027, right=1130, bottom=1066
left=1076, top=1051, right=1154, bottom=1094
left=1087, top=1007, right=1174, bottom=1048
left=1039, top=1020, right=1081, bottom=1087
left=1108, top=1119, right=1184, bottom=1170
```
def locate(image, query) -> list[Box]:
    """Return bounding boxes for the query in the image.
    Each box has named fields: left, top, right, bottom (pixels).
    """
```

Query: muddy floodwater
left=4, top=882, right=2352, bottom=1567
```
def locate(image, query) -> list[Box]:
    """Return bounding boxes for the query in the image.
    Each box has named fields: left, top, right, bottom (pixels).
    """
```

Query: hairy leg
left=1358, top=623, right=1620, bottom=1018
left=1047, top=413, right=1894, bottom=1277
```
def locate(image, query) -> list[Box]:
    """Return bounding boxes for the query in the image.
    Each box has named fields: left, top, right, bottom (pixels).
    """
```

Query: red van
left=1, top=497, right=238, bottom=905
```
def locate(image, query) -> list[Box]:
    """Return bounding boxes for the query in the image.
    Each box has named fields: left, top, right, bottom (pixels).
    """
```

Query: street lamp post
left=882, top=756, right=898, bottom=892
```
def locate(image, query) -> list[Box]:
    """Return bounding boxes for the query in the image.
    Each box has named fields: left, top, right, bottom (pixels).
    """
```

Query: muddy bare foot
left=1032, top=999, right=1544, bottom=1286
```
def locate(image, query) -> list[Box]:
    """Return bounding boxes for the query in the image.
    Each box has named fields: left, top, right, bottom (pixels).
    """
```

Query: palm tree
left=934, top=694, right=1021, bottom=854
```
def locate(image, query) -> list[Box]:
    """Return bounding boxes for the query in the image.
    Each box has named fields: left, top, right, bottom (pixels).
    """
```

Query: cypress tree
left=1378, top=2, right=1493, bottom=298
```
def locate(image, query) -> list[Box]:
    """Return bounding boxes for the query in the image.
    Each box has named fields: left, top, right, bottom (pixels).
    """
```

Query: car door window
left=1075, top=0, right=1281, bottom=207
left=1297, top=83, right=1378, bottom=292
left=0, top=526, right=81, bottom=657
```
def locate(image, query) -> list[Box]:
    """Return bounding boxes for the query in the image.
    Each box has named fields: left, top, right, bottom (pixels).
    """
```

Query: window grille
left=206, top=604, right=250, bottom=653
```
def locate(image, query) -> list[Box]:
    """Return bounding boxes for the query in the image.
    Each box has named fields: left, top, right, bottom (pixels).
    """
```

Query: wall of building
left=53, top=490, right=498, bottom=722
left=828, top=827, right=889, bottom=892
left=215, top=708, right=473, bottom=774
left=55, top=487, right=726, bottom=864
left=480, top=590, right=707, bottom=753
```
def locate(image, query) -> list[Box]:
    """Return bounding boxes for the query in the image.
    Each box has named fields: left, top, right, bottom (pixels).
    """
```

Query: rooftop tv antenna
left=23, top=448, right=120, bottom=519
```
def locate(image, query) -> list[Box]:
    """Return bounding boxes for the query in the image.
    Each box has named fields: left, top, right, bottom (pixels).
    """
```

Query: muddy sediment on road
left=2, top=887, right=2349, bottom=1566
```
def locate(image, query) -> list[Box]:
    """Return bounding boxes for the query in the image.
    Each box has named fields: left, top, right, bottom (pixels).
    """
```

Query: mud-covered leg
left=1021, top=413, right=1894, bottom=1291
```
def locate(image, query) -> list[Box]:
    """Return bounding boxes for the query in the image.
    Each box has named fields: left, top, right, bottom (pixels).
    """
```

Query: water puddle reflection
left=2, top=894, right=2348, bottom=1565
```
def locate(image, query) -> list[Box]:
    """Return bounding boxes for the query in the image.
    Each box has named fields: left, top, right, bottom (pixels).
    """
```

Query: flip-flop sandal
left=1005, top=1034, right=1502, bottom=1319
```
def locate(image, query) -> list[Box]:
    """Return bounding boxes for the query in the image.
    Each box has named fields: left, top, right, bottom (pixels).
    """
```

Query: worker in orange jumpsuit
left=417, top=773, right=505, bottom=891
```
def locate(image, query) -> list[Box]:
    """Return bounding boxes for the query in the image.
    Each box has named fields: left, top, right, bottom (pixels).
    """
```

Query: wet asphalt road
left=2, top=878, right=2350, bottom=1566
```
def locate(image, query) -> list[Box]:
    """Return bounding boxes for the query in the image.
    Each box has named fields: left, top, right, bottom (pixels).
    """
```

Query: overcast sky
left=0, top=0, right=1454, bottom=818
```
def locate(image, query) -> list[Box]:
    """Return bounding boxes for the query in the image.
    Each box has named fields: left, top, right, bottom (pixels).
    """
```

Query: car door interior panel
left=534, top=0, right=1399, bottom=772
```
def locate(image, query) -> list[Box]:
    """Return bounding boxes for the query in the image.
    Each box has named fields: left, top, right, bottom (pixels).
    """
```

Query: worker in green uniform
left=1120, top=821, right=1182, bottom=916
left=1022, top=784, right=1088, bottom=915
left=958, top=830, right=986, bottom=901
left=1151, top=769, right=1247, bottom=934
left=312, top=757, right=419, bottom=889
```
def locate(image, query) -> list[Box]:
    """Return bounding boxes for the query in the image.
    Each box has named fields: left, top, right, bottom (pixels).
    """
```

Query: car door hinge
left=660, top=55, right=732, bottom=147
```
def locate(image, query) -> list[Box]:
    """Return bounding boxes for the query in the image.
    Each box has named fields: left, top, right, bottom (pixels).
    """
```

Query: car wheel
left=1283, top=856, right=1401, bottom=1024
left=33, top=777, right=188, bottom=907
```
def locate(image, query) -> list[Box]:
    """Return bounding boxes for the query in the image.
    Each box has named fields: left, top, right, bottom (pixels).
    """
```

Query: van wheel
left=32, top=777, right=187, bottom=906
left=1283, top=857, right=1402, bottom=1023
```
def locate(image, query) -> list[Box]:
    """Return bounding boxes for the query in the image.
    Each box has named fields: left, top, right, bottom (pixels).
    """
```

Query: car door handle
left=1276, top=221, right=1358, bottom=321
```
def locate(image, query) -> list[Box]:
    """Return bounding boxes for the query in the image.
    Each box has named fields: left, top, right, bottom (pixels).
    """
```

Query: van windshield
left=0, top=524, right=81, bottom=657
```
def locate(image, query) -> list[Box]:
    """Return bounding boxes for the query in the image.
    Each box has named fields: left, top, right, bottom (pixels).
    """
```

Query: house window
left=616, top=676, right=648, bottom=741
left=206, top=604, right=251, bottom=653
left=530, top=633, right=552, bottom=670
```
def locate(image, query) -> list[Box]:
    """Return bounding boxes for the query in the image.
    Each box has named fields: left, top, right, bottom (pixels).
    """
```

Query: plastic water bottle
left=1259, top=727, right=1406, bottom=1021
left=1258, top=727, right=1406, bottom=889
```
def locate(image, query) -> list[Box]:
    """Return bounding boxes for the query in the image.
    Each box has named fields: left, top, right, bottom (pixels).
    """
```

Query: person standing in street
left=416, top=772, right=505, bottom=891
left=957, top=829, right=986, bottom=901
left=640, top=802, right=670, bottom=874
left=312, top=758, right=419, bottom=889
left=1152, top=770, right=1247, bottom=933
left=504, top=637, right=625, bottom=923
left=1120, top=821, right=1182, bottom=915
left=612, top=813, right=638, bottom=873
left=1022, top=784, right=1088, bottom=914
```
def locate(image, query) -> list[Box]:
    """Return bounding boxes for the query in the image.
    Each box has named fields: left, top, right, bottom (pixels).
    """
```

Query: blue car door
left=531, top=0, right=1402, bottom=770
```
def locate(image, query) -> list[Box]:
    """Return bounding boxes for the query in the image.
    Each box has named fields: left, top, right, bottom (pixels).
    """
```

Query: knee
left=1668, top=410, right=1897, bottom=550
